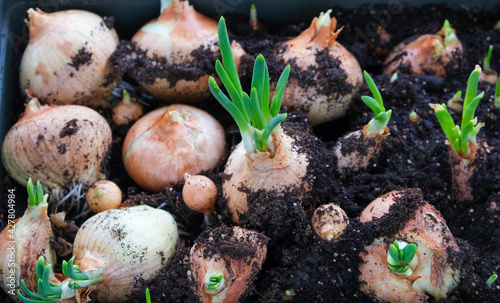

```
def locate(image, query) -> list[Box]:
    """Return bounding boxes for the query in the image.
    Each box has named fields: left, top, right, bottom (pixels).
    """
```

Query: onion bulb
left=278, top=9, right=363, bottom=125
left=189, top=225, right=268, bottom=303
left=222, top=129, right=311, bottom=224
left=1, top=98, right=112, bottom=201
left=310, top=204, right=348, bottom=242
left=383, top=20, right=463, bottom=77
left=359, top=189, right=461, bottom=302
left=182, top=173, right=217, bottom=216
left=128, top=0, right=245, bottom=103
left=123, top=104, right=226, bottom=192
left=0, top=179, right=56, bottom=302
left=20, top=8, right=120, bottom=107
left=112, top=90, right=144, bottom=126
left=86, top=180, right=122, bottom=213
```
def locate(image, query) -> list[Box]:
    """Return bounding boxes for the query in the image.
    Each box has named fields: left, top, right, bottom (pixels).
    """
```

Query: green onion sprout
left=145, top=288, right=151, bottom=303
left=209, top=17, right=290, bottom=156
left=26, top=178, right=48, bottom=208
left=204, top=272, right=225, bottom=294
left=250, top=4, right=257, bottom=22
left=386, top=240, right=418, bottom=276
left=361, top=71, right=392, bottom=136
left=483, top=45, right=493, bottom=72
left=390, top=72, right=398, bottom=83
left=430, top=65, right=484, bottom=157
left=486, top=273, right=498, bottom=287
left=443, top=19, right=458, bottom=46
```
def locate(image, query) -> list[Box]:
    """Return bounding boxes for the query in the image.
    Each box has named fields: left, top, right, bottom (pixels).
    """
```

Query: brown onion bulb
left=130, top=0, right=245, bottom=103
left=189, top=226, right=268, bottom=303
left=111, top=90, right=144, bottom=126
left=86, top=180, right=122, bottom=213
left=122, top=104, right=226, bottom=192
left=359, top=190, right=461, bottom=301
left=182, top=173, right=217, bottom=216
left=222, top=129, right=310, bottom=224
left=311, top=204, right=348, bottom=242
left=383, top=21, right=463, bottom=77
left=1, top=98, right=112, bottom=199
left=20, top=8, right=120, bottom=107
left=278, top=9, right=363, bottom=125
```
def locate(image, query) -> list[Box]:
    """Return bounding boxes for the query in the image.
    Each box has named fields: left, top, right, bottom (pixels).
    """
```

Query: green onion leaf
left=402, top=243, right=417, bottom=264
left=363, top=71, right=384, bottom=109
left=261, top=113, right=287, bottom=151
left=218, top=17, right=242, bottom=94
left=215, top=60, right=248, bottom=122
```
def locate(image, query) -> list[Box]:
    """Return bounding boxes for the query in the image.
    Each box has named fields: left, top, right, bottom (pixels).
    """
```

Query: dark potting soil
left=1, top=3, right=500, bottom=303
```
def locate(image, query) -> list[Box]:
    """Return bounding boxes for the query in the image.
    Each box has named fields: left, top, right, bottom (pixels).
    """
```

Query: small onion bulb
left=278, top=9, right=363, bottom=125
left=20, top=8, right=120, bottom=107
left=311, top=204, right=348, bottom=242
left=129, top=0, right=245, bottom=103
left=72, top=205, right=179, bottom=302
left=182, top=173, right=217, bottom=216
left=1, top=98, right=112, bottom=200
left=86, top=180, right=122, bottom=213
left=123, top=104, right=226, bottom=192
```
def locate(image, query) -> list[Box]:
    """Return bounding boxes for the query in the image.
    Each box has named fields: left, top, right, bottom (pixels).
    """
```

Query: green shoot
left=316, top=9, right=333, bottom=33
left=250, top=4, right=257, bottom=22
left=204, top=272, right=225, bottom=294
left=17, top=256, right=74, bottom=303
left=94, top=188, right=103, bottom=197
left=123, top=89, right=131, bottom=104
left=26, top=178, right=48, bottom=208
left=145, top=288, right=151, bottom=303
left=452, top=90, right=462, bottom=103
left=430, top=65, right=484, bottom=157
left=495, top=77, right=500, bottom=108
left=209, top=17, right=290, bottom=156
left=390, top=72, right=398, bottom=83
left=62, top=256, right=103, bottom=289
left=486, top=273, right=498, bottom=287
left=409, top=111, right=419, bottom=122
left=483, top=45, right=493, bottom=71
left=443, top=19, right=458, bottom=46
left=285, top=289, right=295, bottom=296
left=361, top=71, right=392, bottom=136
left=387, top=240, right=418, bottom=276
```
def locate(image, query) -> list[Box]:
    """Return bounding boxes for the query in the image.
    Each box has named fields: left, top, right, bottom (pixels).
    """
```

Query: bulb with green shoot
left=384, top=19, right=463, bottom=77
left=430, top=65, right=486, bottom=202
left=0, top=178, right=56, bottom=302
left=333, top=71, right=391, bottom=173
left=209, top=17, right=312, bottom=224
left=479, top=45, right=498, bottom=84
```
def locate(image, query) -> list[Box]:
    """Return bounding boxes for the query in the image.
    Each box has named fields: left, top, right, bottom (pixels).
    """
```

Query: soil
left=1, top=3, right=500, bottom=303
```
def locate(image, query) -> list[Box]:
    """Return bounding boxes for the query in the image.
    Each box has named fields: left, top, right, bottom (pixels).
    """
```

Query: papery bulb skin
left=20, top=8, right=120, bottom=107
left=130, top=1, right=245, bottom=103
left=278, top=13, right=363, bottom=126
left=111, top=95, right=144, bottom=126
left=359, top=189, right=461, bottom=302
left=0, top=199, right=56, bottom=302
left=122, top=104, right=226, bottom=192
left=189, top=226, right=268, bottom=303
left=311, top=204, right=348, bottom=242
left=333, top=126, right=390, bottom=174
left=222, top=130, right=310, bottom=224
left=73, top=205, right=179, bottom=302
left=1, top=99, right=112, bottom=199
left=383, top=27, right=463, bottom=77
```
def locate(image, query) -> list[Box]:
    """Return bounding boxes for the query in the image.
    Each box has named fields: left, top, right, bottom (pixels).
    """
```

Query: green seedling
left=486, top=273, right=498, bottom=287
left=495, top=77, right=500, bottom=108
left=145, top=288, right=151, bottom=303
left=430, top=65, right=484, bottom=157
left=18, top=256, right=103, bottom=303
left=390, top=72, right=398, bottom=83
left=387, top=240, right=418, bottom=276
left=209, top=17, right=290, bottom=157
left=361, top=71, right=392, bottom=136
left=204, top=272, right=225, bottom=294
left=443, top=19, right=458, bottom=46
left=483, top=45, right=493, bottom=72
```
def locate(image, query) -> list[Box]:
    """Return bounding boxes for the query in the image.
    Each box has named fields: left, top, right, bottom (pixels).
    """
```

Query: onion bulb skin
left=311, top=204, right=348, bottom=242
left=72, top=205, right=179, bottom=302
left=182, top=173, right=217, bottom=216
left=123, top=104, right=226, bottom=192
left=1, top=99, right=112, bottom=199
left=20, top=8, right=120, bottom=107
left=86, top=180, right=122, bottom=213
left=278, top=11, right=363, bottom=126
left=222, top=129, right=310, bottom=224
left=359, top=190, right=460, bottom=302
left=0, top=190, right=55, bottom=302
left=383, top=26, right=463, bottom=77
left=130, top=0, right=245, bottom=103
left=189, top=226, right=268, bottom=303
